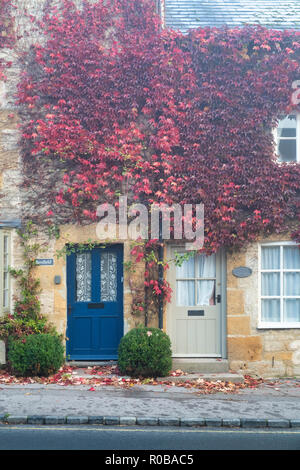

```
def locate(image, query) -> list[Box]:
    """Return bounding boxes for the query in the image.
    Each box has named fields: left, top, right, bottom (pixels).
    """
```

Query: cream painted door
left=167, top=246, right=222, bottom=357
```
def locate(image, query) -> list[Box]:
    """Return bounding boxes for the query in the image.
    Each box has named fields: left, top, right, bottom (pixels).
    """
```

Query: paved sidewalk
left=1, top=367, right=300, bottom=427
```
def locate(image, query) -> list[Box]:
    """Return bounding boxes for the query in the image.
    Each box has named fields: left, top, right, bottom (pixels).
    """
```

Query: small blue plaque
left=232, top=266, right=252, bottom=278
left=35, top=258, right=54, bottom=266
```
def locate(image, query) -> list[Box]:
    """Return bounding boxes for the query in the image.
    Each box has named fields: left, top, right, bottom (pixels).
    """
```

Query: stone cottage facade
left=0, top=0, right=300, bottom=377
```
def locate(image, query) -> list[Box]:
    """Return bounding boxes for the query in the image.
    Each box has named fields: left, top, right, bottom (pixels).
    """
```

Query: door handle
left=216, top=294, right=221, bottom=303
left=68, top=305, right=72, bottom=315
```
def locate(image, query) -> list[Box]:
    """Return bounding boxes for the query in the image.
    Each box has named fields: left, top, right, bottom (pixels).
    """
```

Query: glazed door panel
left=66, top=245, right=123, bottom=360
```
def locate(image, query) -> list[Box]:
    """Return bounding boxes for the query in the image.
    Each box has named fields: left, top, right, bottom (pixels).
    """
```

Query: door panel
left=167, top=247, right=221, bottom=357
left=66, top=245, right=123, bottom=360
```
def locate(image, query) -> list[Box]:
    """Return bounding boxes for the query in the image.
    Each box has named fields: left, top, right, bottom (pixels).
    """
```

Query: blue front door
left=66, top=245, right=123, bottom=360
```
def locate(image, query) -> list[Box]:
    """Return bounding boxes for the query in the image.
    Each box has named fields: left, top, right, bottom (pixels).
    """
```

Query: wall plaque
left=35, top=258, right=54, bottom=266
left=232, top=266, right=252, bottom=278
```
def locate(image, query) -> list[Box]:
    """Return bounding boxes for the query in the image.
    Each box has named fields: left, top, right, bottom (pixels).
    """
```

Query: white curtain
left=262, top=299, right=280, bottom=322
left=284, top=272, right=300, bottom=296
left=261, top=247, right=280, bottom=322
left=197, top=280, right=215, bottom=306
left=284, top=250, right=300, bottom=320
left=261, top=247, right=280, bottom=269
left=283, top=246, right=300, bottom=269
left=176, top=280, right=195, bottom=306
left=284, top=299, right=300, bottom=322
left=176, top=256, right=195, bottom=278
left=175, top=254, right=216, bottom=306
left=76, top=252, right=92, bottom=302
left=196, top=254, right=216, bottom=306
left=176, top=256, right=195, bottom=306
left=197, top=254, right=216, bottom=277
left=261, top=246, right=300, bottom=323
left=261, top=273, right=280, bottom=296
left=101, top=252, right=117, bottom=302
left=283, top=247, right=300, bottom=322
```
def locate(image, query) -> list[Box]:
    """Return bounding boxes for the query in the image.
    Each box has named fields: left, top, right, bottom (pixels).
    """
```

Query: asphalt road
left=0, top=425, right=299, bottom=450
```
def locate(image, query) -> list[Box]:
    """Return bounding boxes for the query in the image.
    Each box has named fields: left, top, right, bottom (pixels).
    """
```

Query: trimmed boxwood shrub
left=7, top=333, right=65, bottom=377
left=118, top=326, right=172, bottom=378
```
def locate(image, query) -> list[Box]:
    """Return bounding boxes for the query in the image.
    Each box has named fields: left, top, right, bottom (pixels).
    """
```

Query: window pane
left=278, top=129, right=297, bottom=137
left=196, top=280, right=215, bottom=305
left=261, top=247, right=280, bottom=270
left=101, top=252, right=117, bottom=302
left=261, top=299, right=280, bottom=322
left=261, top=273, right=280, bottom=296
left=277, top=115, right=296, bottom=137
left=284, top=272, right=300, bottom=296
left=176, top=280, right=195, bottom=306
left=283, top=246, right=300, bottom=269
left=278, top=139, right=297, bottom=162
left=76, top=252, right=92, bottom=302
left=284, top=299, right=300, bottom=322
left=176, top=256, right=195, bottom=279
left=196, top=254, right=216, bottom=278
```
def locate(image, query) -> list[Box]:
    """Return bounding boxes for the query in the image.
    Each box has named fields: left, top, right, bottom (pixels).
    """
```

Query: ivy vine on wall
left=2, top=0, right=300, bottom=317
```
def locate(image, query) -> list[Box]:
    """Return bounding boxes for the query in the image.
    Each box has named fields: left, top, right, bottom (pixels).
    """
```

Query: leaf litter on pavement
left=0, top=364, right=288, bottom=394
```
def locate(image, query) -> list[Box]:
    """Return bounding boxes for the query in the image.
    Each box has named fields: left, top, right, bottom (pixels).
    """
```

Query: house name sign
left=35, top=258, right=54, bottom=266
left=232, top=266, right=252, bottom=278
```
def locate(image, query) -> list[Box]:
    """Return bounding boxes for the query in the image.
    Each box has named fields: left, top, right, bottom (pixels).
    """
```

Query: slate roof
left=164, top=0, right=300, bottom=32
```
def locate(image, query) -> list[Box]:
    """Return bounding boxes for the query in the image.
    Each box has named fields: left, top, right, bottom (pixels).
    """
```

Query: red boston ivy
left=18, top=0, right=300, bottom=253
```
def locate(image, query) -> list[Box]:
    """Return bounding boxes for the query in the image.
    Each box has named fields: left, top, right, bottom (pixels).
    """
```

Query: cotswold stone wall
left=0, top=41, right=22, bottom=364
left=0, top=0, right=49, bottom=221
left=227, top=234, right=300, bottom=378
left=0, top=224, right=148, bottom=364
left=0, top=0, right=109, bottom=364
left=48, top=224, right=148, bottom=338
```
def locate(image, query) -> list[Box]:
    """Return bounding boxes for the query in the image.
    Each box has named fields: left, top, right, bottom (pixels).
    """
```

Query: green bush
left=7, top=333, right=65, bottom=377
left=118, top=326, right=172, bottom=378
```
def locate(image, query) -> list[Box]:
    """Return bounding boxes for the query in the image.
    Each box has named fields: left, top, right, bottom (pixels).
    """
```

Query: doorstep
left=67, top=361, right=117, bottom=367
left=67, top=359, right=235, bottom=379
left=67, top=359, right=230, bottom=374
left=172, top=358, right=229, bottom=374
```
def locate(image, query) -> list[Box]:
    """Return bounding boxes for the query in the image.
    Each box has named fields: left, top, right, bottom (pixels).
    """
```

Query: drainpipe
left=157, top=0, right=165, bottom=29
left=144, top=282, right=148, bottom=327
left=158, top=211, right=164, bottom=329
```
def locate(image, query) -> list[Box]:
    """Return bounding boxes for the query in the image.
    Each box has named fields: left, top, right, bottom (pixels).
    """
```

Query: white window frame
left=0, top=230, right=11, bottom=316
left=258, top=241, right=300, bottom=329
left=274, top=113, right=300, bottom=163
